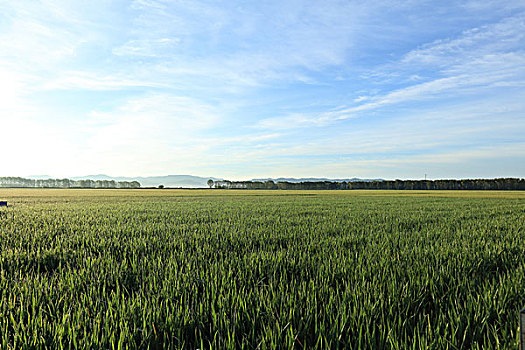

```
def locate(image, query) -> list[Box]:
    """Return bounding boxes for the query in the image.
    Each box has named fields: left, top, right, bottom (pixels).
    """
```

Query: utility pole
left=425, top=174, right=427, bottom=181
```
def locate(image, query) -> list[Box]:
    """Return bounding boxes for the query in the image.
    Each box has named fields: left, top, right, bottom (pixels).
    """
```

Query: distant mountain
left=71, top=175, right=221, bottom=188
left=134, top=175, right=222, bottom=188
left=32, top=174, right=382, bottom=188
left=251, top=177, right=384, bottom=183
left=71, top=174, right=115, bottom=181
left=26, top=175, right=53, bottom=180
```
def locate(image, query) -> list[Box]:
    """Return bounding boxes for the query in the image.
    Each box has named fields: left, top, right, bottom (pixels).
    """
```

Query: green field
left=0, top=189, right=524, bottom=349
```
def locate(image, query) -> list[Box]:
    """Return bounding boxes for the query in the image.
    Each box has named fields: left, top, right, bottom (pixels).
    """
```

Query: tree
left=207, top=179, right=214, bottom=189
left=130, top=181, right=141, bottom=189
left=264, top=180, right=276, bottom=190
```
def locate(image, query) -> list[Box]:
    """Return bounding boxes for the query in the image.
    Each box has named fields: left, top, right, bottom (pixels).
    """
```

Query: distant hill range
left=27, top=175, right=55, bottom=180
left=26, top=175, right=382, bottom=188
left=252, top=177, right=384, bottom=183
left=67, top=175, right=222, bottom=188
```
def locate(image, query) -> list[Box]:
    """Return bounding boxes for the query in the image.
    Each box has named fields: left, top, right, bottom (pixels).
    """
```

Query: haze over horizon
left=1, top=1, right=524, bottom=180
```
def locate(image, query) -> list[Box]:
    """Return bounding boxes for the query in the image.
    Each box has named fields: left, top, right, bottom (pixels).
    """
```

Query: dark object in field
left=0, top=201, right=7, bottom=207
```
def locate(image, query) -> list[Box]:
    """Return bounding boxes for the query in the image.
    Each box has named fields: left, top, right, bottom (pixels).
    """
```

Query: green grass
left=0, top=189, right=524, bottom=349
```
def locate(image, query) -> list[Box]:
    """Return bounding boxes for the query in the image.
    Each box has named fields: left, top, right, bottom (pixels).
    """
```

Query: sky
left=1, top=0, right=524, bottom=180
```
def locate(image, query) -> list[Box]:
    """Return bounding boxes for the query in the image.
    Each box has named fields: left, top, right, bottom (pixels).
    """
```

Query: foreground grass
left=0, top=189, right=524, bottom=349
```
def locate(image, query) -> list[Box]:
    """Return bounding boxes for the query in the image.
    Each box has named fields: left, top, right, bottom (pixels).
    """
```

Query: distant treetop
left=0, top=177, right=141, bottom=189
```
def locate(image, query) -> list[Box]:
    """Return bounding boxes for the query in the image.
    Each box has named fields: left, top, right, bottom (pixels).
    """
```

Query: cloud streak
left=258, top=13, right=525, bottom=129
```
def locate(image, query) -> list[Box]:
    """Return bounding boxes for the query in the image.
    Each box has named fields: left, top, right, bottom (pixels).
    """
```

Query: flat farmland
left=0, top=189, right=524, bottom=349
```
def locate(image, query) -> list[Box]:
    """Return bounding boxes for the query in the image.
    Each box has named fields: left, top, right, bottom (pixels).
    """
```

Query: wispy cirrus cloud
left=112, top=38, right=180, bottom=57
left=400, top=13, right=525, bottom=67
left=258, top=12, right=525, bottom=129
left=114, top=0, right=363, bottom=87
left=42, top=71, right=168, bottom=91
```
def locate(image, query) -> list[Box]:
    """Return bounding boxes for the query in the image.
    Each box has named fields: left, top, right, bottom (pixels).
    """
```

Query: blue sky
left=1, top=0, right=524, bottom=180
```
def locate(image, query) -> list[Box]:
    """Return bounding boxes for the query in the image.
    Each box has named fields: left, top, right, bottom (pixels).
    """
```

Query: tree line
left=211, top=178, right=525, bottom=190
left=0, top=177, right=141, bottom=189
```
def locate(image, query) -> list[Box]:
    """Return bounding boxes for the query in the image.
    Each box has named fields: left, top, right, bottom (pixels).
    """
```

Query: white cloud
left=84, top=94, right=220, bottom=138
left=42, top=71, right=167, bottom=91
left=0, top=113, right=77, bottom=177
left=250, top=96, right=525, bottom=168
left=257, top=75, right=469, bottom=129
left=0, top=1, right=98, bottom=69
left=0, top=68, right=34, bottom=115
left=112, top=38, right=180, bottom=57
left=111, top=0, right=363, bottom=87
left=401, top=13, right=525, bottom=67
left=326, top=143, right=525, bottom=179
left=221, top=142, right=525, bottom=180
left=258, top=12, right=525, bottom=129
left=63, top=94, right=223, bottom=175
